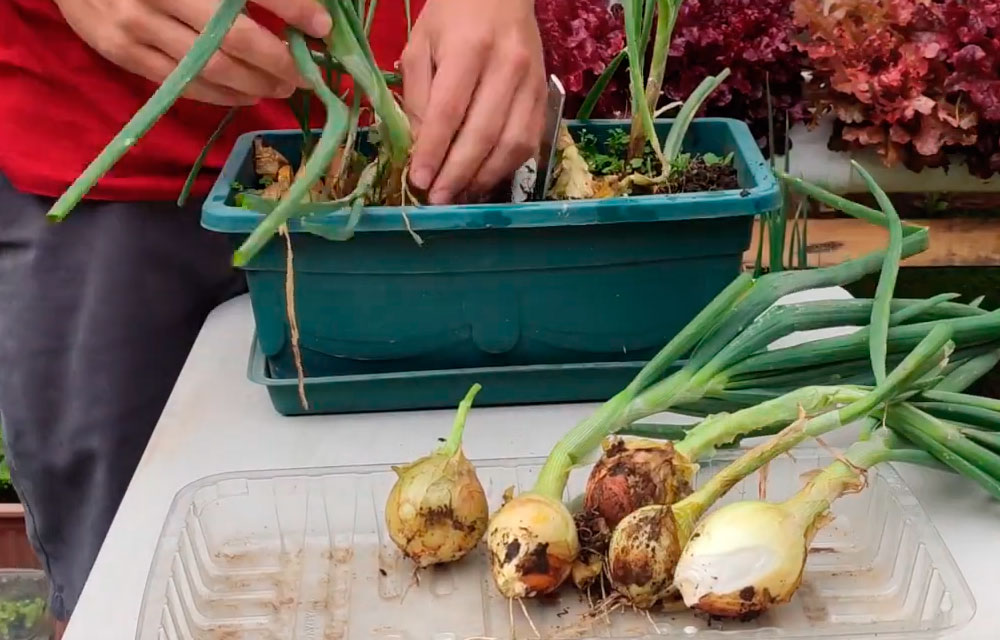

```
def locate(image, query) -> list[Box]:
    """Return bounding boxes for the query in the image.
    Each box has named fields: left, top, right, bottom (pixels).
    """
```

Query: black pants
left=0, top=174, right=245, bottom=619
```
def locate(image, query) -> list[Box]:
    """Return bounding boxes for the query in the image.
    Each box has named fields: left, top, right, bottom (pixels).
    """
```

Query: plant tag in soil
left=512, top=75, right=565, bottom=203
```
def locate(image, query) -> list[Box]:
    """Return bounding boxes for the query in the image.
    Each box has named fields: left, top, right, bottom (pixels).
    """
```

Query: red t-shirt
left=0, top=1, right=420, bottom=202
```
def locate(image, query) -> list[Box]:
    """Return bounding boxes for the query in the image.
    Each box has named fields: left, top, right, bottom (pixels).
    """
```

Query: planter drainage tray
left=136, top=448, right=973, bottom=640
left=247, top=333, right=671, bottom=415
left=204, top=118, right=780, bottom=381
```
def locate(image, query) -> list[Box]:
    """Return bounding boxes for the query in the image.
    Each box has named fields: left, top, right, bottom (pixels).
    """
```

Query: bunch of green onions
left=605, top=324, right=953, bottom=608
left=668, top=344, right=1000, bottom=618
left=485, top=162, right=1000, bottom=601
left=43, top=0, right=412, bottom=267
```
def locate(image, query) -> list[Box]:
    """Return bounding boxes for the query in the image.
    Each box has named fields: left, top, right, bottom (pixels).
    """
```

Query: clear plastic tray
left=136, top=449, right=974, bottom=639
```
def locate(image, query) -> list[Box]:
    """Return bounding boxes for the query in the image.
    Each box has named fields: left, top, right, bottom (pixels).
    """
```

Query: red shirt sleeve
left=0, top=1, right=420, bottom=202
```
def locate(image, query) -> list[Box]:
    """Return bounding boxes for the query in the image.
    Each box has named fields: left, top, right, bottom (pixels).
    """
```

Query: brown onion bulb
left=584, top=438, right=696, bottom=530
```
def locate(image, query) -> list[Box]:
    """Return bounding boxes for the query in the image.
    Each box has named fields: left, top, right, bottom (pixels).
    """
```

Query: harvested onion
left=487, top=492, right=580, bottom=598
left=585, top=437, right=696, bottom=529
left=385, top=384, right=488, bottom=568
left=675, top=438, right=897, bottom=619
left=572, top=437, right=697, bottom=589
left=609, top=325, right=953, bottom=608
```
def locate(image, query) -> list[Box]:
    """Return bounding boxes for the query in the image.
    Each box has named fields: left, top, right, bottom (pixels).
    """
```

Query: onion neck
left=782, top=438, right=900, bottom=529
left=439, top=384, right=482, bottom=457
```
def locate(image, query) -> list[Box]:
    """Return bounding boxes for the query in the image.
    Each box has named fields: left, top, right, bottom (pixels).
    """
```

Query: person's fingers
left=182, top=78, right=260, bottom=106
left=132, top=12, right=295, bottom=100
left=425, top=51, right=524, bottom=204
left=249, top=0, right=332, bottom=38
left=400, top=36, right=433, bottom=139
left=128, top=44, right=260, bottom=106
left=468, top=83, right=544, bottom=196
left=407, top=38, right=488, bottom=192
left=162, top=0, right=307, bottom=90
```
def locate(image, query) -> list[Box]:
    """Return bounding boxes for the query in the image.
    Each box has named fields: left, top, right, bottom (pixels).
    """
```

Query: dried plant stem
left=399, top=165, right=424, bottom=246
left=280, top=224, right=309, bottom=410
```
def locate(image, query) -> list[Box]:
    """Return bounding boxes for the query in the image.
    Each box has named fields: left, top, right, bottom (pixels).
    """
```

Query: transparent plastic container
left=136, top=449, right=975, bottom=640
left=0, top=570, right=53, bottom=640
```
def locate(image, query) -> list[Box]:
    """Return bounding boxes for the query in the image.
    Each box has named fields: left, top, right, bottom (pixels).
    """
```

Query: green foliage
left=0, top=428, right=10, bottom=490
left=0, top=597, right=47, bottom=638
left=578, top=127, right=663, bottom=176
left=702, top=152, right=734, bottom=166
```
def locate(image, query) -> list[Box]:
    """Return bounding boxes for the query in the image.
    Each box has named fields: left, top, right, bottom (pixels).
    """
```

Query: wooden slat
left=743, top=218, right=1000, bottom=269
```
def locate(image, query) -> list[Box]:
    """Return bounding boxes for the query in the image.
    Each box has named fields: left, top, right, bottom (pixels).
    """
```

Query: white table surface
left=64, top=291, right=1000, bottom=640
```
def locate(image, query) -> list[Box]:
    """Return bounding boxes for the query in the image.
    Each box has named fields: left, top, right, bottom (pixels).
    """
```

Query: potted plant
left=0, top=570, right=53, bottom=640
left=0, top=430, right=40, bottom=570
left=40, top=0, right=779, bottom=414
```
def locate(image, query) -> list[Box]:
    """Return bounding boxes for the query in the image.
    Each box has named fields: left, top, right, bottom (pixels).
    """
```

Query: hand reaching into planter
left=52, top=0, right=332, bottom=106
left=401, top=0, right=547, bottom=204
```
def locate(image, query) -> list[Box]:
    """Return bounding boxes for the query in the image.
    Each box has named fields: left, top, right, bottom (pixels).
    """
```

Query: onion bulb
left=385, top=384, right=488, bottom=568
left=573, top=437, right=697, bottom=590
left=607, top=504, right=691, bottom=608
left=487, top=492, right=580, bottom=598
left=674, top=501, right=814, bottom=619
left=584, top=437, right=696, bottom=529
left=675, top=440, right=883, bottom=619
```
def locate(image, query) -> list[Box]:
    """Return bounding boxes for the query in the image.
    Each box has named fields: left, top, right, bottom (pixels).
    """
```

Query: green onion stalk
left=619, top=0, right=730, bottom=180
left=578, top=299, right=998, bottom=526
left=42, top=0, right=414, bottom=268
left=232, top=29, right=351, bottom=266
left=625, top=0, right=680, bottom=162
left=674, top=430, right=949, bottom=619
left=234, top=0, right=411, bottom=265
left=628, top=342, right=1000, bottom=506
left=45, top=0, right=249, bottom=222
left=885, top=402, right=1000, bottom=500
left=603, top=325, right=953, bottom=608
left=324, top=0, right=411, bottom=180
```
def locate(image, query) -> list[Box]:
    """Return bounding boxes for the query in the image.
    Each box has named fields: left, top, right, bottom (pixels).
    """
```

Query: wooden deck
left=744, top=217, right=1000, bottom=269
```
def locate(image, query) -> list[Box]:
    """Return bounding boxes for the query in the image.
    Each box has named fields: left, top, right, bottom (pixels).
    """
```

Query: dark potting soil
left=0, top=485, right=19, bottom=504
left=666, top=157, right=740, bottom=194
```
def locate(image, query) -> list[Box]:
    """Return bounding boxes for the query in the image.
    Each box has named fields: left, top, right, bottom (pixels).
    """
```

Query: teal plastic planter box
left=203, top=118, right=779, bottom=387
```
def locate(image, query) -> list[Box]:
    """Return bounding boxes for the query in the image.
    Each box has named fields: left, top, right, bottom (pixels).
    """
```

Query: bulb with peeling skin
left=675, top=501, right=809, bottom=620
left=584, top=437, right=696, bottom=530
left=573, top=437, right=698, bottom=591
left=607, top=504, right=686, bottom=608
left=385, top=384, right=489, bottom=568
left=487, top=492, right=580, bottom=598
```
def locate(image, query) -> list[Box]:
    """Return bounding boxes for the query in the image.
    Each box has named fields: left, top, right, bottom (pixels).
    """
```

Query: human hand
left=53, top=0, right=333, bottom=106
left=401, top=0, right=546, bottom=204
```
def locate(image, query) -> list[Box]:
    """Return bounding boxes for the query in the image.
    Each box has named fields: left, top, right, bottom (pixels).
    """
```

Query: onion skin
left=385, top=446, right=488, bottom=568
left=584, top=438, right=695, bottom=530
left=607, top=505, right=683, bottom=609
left=487, top=493, right=580, bottom=598
left=570, top=507, right=612, bottom=590
left=688, top=584, right=787, bottom=622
